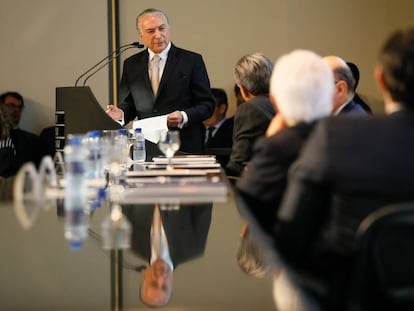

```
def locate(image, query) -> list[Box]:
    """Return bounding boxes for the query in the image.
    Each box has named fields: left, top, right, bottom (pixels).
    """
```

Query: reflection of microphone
left=74, top=41, right=145, bottom=87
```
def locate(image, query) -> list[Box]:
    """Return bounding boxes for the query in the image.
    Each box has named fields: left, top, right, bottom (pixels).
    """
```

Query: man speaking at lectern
left=106, top=8, right=214, bottom=154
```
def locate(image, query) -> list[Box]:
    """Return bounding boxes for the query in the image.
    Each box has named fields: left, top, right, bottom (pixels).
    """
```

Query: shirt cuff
left=179, top=111, right=188, bottom=129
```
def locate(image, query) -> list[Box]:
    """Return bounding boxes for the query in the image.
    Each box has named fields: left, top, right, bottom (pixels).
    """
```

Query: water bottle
left=63, top=134, right=88, bottom=249
left=133, top=128, right=146, bottom=162
left=84, top=130, right=104, bottom=179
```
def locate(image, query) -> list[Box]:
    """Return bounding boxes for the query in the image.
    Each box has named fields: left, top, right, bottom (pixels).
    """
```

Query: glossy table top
left=0, top=187, right=276, bottom=311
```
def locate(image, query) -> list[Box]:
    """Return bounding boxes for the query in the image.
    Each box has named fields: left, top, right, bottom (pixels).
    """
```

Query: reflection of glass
left=158, top=130, right=180, bottom=170
left=101, top=202, right=131, bottom=250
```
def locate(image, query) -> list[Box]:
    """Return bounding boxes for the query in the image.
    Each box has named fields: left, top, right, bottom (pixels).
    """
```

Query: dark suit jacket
left=226, top=95, right=275, bottom=176
left=205, top=117, right=234, bottom=167
left=122, top=204, right=212, bottom=268
left=9, top=129, right=45, bottom=174
left=236, top=122, right=315, bottom=234
left=118, top=43, right=215, bottom=154
left=276, top=111, right=414, bottom=308
left=338, top=99, right=370, bottom=116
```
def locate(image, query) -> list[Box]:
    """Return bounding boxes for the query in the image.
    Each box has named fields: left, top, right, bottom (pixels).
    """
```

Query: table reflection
left=0, top=194, right=275, bottom=310
left=122, top=204, right=212, bottom=307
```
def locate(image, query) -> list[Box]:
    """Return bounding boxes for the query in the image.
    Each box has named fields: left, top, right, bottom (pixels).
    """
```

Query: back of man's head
left=270, top=49, right=334, bottom=124
left=379, top=27, right=414, bottom=107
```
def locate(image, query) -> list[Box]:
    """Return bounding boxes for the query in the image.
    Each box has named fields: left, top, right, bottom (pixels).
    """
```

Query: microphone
left=74, top=41, right=145, bottom=87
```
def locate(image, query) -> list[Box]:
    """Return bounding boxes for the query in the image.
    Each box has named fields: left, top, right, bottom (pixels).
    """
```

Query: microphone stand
left=74, top=42, right=144, bottom=87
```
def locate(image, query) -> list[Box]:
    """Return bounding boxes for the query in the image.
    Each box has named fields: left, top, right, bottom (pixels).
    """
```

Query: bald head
left=323, top=55, right=356, bottom=113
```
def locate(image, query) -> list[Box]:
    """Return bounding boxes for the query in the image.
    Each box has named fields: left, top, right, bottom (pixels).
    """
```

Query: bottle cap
left=86, top=130, right=101, bottom=138
left=67, top=135, right=83, bottom=146
left=70, top=239, right=82, bottom=250
left=117, top=129, right=127, bottom=136
left=134, top=128, right=142, bottom=133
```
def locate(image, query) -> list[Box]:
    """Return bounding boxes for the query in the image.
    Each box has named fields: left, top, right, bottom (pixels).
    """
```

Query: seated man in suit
left=323, top=56, right=370, bottom=116
left=346, top=61, right=373, bottom=114
left=236, top=49, right=334, bottom=235
left=0, top=91, right=46, bottom=175
left=226, top=53, right=276, bottom=177
left=275, top=27, right=414, bottom=310
left=203, top=88, right=234, bottom=167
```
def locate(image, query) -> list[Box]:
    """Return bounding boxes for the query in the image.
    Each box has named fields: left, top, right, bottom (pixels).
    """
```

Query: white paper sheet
left=132, top=115, right=168, bottom=144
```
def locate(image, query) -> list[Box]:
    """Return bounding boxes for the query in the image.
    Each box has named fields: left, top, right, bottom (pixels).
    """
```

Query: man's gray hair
left=136, top=8, right=169, bottom=34
left=234, top=53, right=274, bottom=96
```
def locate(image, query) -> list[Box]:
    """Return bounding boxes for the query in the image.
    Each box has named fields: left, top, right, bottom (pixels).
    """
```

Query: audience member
left=236, top=49, right=334, bottom=235
left=346, top=61, right=373, bottom=114
left=226, top=53, right=276, bottom=177
left=275, top=27, right=414, bottom=310
left=0, top=91, right=45, bottom=174
left=106, top=8, right=214, bottom=154
left=234, top=83, right=244, bottom=107
left=203, top=88, right=234, bottom=167
left=0, top=103, right=17, bottom=179
left=323, top=56, right=370, bottom=115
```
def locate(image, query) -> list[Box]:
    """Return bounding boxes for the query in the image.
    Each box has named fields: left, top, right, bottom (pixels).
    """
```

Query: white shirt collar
left=148, top=41, right=171, bottom=60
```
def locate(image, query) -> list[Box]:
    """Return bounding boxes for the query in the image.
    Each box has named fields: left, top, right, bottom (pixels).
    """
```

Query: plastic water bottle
left=84, top=130, right=104, bottom=179
left=63, top=135, right=88, bottom=249
left=133, top=128, right=146, bottom=162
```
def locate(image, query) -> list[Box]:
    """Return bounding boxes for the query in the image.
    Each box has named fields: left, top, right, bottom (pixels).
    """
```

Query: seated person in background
left=0, top=91, right=46, bottom=174
left=234, top=83, right=245, bottom=107
left=275, top=27, right=414, bottom=310
left=323, top=56, right=371, bottom=116
left=203, top=88, right=234, bottom=167
left=346, top=61, right=373, bottom=114
left=236, top=49, right=334, bottom=235
left=226, top=53, right=276, bottom=177
left=0, top=103, right=17, bottom=179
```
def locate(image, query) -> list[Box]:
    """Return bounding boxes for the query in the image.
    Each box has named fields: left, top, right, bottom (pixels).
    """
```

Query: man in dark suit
left=122, top=204, right=212, bottom=306
left=324, top=56, right=370, bottom=116
left=106, top=8, right=214, bottom=154
left=226, top=53, right=276, bottom=177
left=236, top=50, right=334, bottom=237
left=0, top=91, right=45, bottom=175
left=203, top=88, right=234, bottom=167
left=275, top=28, right=414, bottom=310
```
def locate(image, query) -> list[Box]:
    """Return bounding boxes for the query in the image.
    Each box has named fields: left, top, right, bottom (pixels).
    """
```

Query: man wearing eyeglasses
left=323, top=56, right=371, bottom=116
left=0, top=92, right=45, bottom=175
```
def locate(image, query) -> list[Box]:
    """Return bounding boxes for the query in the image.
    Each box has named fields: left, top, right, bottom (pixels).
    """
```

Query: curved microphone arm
left=74, top=42, right=144, bottom=86
left=82, top=45, right=139, bottom=86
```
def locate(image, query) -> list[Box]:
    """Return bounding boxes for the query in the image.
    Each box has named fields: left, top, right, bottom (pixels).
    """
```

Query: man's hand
left=167, top=110, right=183, bottom=128
left=266, top=114, right=288, bottom=137
left=106, top=105, right=123, bottom=121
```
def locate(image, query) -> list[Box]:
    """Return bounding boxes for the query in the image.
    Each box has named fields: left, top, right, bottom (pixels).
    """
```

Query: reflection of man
left=106, top=8, right=214, bottom=154
left=122, top=204, right=212, bottom=306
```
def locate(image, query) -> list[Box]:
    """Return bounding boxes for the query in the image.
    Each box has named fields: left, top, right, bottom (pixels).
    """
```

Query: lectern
left=55, top=86, right=121, bottom=152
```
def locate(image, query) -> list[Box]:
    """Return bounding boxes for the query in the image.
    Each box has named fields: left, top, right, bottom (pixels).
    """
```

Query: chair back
left=347, top=201, right=414, bottom=311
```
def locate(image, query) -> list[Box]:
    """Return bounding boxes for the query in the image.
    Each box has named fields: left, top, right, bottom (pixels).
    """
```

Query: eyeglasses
left=5, top=103, right=24, bottom=111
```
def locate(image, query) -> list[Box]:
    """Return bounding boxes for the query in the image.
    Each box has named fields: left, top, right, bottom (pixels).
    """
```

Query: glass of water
left=158, top=130, right=180, bottom=170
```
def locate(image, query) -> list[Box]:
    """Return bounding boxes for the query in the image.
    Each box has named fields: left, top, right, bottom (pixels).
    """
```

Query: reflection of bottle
left=133, top=128, right=146, bottom=162
left=64, top=135, right=88, bottom=249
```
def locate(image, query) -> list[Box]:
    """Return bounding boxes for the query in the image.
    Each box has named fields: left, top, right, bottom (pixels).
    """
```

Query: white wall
left=1, top=0, right=414, bottom=132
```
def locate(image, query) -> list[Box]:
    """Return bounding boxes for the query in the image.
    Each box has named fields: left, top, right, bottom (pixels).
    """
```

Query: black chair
left=347, top=201, right=414, bottom=311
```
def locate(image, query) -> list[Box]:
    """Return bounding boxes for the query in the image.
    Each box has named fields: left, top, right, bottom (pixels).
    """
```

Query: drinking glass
left=158, top=130, right=180, bottom=170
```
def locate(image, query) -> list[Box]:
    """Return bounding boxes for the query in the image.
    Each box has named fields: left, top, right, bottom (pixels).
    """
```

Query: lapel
left=156, top=44, right=179, bottom=100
